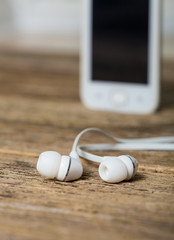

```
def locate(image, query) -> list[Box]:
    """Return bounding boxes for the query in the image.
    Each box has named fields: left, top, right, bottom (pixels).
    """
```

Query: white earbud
left=37, top=127, right=174, bottom=184
left=37, top=150, right=83, bottom=181
left=99, top=155, right=138, bottom=183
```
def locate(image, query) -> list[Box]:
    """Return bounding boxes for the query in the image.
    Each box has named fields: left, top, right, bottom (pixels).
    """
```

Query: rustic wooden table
left=0, top=51, right=173, bottom=240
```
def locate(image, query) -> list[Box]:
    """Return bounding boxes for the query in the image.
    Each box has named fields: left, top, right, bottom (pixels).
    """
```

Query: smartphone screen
left=91, top=0, right=149, bottom=84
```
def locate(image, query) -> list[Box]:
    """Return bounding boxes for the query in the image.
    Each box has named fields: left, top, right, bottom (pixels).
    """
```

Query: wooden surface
left=0, top=51, right=174, bottom=240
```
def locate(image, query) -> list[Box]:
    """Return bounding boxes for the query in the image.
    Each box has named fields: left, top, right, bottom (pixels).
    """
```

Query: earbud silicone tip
left=37, top=151, right=61, bottom=178
left=99, top=157, right=128, bottom=183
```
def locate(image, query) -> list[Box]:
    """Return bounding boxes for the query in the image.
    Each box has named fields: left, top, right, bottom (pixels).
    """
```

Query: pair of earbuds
left=37, top=128, right=174, bottom=183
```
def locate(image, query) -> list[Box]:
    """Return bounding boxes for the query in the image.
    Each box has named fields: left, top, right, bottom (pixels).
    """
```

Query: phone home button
left=110, top=91, right=128, bottom=106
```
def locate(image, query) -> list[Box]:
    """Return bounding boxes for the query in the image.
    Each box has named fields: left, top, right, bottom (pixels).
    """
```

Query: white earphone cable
left=71, top=128, right=118, bottom=152
left=72, top=128, right=174, bottom=163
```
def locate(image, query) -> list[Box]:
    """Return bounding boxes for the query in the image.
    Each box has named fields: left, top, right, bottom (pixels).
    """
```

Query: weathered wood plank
left=0, top=53, right=173, bottom=240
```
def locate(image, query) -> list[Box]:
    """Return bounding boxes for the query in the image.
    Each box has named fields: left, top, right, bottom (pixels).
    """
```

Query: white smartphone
left=80, top=0, right=161, bottom=114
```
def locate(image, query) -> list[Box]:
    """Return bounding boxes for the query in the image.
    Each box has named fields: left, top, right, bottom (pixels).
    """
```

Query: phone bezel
left=80, top=0, right=161, bottom=114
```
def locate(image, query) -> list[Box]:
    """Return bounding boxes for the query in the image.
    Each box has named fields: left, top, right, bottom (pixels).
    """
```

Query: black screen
left=91, top=0, right=149, bottom=84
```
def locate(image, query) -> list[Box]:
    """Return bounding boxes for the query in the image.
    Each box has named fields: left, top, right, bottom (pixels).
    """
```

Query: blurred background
left=0, top=0, right=173, bottom=59
left=0, top=0, right=173, bottom=102
left=0, top=0, right=80, bottom=55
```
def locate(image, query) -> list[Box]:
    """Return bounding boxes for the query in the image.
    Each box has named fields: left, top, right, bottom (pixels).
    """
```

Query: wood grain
left=0, top=52, right=173, bottom=240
